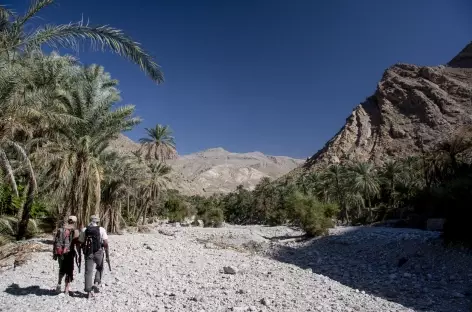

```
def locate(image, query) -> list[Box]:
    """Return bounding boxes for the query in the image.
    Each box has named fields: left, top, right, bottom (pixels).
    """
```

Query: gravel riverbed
left=0, top=224, right=471, bottom=312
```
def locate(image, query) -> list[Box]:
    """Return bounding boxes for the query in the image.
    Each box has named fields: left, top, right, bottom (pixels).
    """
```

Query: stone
left=223, top=266, right=237, bottom=275
left=260, top=298, right=269, bottom=306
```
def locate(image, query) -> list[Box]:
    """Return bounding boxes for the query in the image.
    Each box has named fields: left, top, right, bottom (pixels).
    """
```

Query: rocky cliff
left=108, top=134, right=303, bottom=195
left=296, top=42, right=472, bottom=174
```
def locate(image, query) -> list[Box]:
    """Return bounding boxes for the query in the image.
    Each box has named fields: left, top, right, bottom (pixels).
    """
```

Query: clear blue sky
left=15, top=0, right=472, bottom=158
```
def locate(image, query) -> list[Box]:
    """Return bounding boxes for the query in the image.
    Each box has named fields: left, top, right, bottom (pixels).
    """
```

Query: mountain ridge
left=108, top=134, right=303, bottom=195
left=286, top=42, right=472, bottom=179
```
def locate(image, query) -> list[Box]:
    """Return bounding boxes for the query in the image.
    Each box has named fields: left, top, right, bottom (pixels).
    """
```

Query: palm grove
left=167, top=126, right=471, bottom=244
left=0, top=0, right=177, bottom=244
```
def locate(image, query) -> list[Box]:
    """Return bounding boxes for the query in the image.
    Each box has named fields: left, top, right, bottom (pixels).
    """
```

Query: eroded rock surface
left=291, top=42, right=472, bottom=176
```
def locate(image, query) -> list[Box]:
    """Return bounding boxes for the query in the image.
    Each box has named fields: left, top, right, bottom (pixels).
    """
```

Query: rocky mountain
left=291, top=42, right=472, bottom=176
left=108, top=134, right=303, bottom=195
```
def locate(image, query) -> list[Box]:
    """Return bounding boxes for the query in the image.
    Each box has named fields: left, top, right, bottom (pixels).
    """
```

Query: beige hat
left=68, top=216, right=77, bottom=223
left=90, top=215, right=100, bottom=223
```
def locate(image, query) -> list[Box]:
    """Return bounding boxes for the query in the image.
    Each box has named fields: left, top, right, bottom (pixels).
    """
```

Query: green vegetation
left=163, top=126, right=472, bottom=244
left=0, top=0, right=170, bottom=244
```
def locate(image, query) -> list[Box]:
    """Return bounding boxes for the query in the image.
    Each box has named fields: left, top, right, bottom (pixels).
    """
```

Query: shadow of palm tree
left=268, top=226, right=472, bottom=312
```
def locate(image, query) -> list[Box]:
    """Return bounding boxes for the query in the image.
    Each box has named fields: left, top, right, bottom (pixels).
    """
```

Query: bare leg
left=56, top=272, right=64, bottom=292
left=64, top=275, right=71, bottom=294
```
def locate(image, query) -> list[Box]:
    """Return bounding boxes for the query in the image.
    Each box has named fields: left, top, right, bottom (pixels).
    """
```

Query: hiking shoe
left=55, top=285, right=61, bottom=293
left=87, top=291, right=94, bottom=299
left=93, top=283, right=100, bottom=293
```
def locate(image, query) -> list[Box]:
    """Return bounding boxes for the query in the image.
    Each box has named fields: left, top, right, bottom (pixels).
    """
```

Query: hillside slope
left=290, top=42, right=472, bottom=177
left=108, top=135, right=303, bottom=195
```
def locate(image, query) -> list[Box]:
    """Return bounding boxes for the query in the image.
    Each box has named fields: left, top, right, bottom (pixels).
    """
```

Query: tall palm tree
left=0, top=0, right=163, bottom=83
left=139, top=124, right=177, bottom=161
left=34, top=64, right=140, bottom=227
left=347, top=161, right=380, bottom=221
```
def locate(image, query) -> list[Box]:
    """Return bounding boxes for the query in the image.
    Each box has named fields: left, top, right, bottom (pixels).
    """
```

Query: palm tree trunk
left=115, top=201, right=122, bottom=232
left=126, top=194, right=130, bottom=218
left=143, top=206, right=148, bottom=225
left=16, top=173, right=37, bottom=240
left=94, top=169, right=101, bottom=215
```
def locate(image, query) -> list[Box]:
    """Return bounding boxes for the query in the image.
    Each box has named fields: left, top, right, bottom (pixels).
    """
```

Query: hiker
left=52, top=215, right=81, bottom=294
left=79, top=215, right=109, bottom=298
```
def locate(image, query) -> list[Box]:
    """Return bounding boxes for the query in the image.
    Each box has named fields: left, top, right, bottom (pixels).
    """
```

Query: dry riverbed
left=0, top=224, right=471, bottom=312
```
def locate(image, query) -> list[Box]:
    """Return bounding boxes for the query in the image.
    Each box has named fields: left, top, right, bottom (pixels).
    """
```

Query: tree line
left=161, top=126, right=472, bottom=244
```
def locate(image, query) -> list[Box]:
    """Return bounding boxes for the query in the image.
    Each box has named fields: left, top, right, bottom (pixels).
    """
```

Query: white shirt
left=78, top=223, right=108, bottom=244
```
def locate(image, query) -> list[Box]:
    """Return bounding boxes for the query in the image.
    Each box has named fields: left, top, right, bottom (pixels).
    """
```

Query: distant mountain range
left=108, top=134, right=303, bottom=195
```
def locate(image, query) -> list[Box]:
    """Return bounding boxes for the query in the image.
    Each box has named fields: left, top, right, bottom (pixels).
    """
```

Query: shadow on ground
left=4, top=283, right=58, bottom=296
left=269, top=226, right=472, bottom=312
left=4, top=283, right=89, bottom=298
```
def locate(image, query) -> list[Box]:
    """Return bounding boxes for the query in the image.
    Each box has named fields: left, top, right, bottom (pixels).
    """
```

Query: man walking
left=79, top=215, right=109, bottom=298
left=53, top=215, right=80, bottom=294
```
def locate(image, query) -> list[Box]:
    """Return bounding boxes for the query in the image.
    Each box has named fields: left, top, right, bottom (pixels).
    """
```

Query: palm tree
left=320, top=164, right=350, bottom=222
left=33, top=64, right=140, bottom=227
left=380, top=159, right=404, bottom=212
left=100, top=152, right=145, bottom=232
left=136, top=161, right=172, bottom=224
left=0, top=52, right=75, bottom=239
left=435, top=126, right=472, bottom=170
left=139, top=124, right=177, bottom=161
left=0, top=0, right=163, bottom=83
left=347, top=161, right=380, bottom=221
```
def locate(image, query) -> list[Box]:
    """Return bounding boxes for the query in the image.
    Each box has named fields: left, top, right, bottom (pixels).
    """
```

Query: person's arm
left=101, top=228, right=109, bottom=260
left=52, top=229, right=59, bottom=259
left=100, top=227, right=111, bottom=270
left=73, top=229, right=81, bottom=252
left=73, top=229, right=82, bottom=271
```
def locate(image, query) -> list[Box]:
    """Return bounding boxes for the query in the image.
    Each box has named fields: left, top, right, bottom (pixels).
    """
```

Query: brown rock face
left=302, top=42, right=472, bottom=171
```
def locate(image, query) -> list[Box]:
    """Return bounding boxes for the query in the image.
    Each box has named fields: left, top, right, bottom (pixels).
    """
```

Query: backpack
left=84, top=226, right=101, bottom=256
left=54, top=226, right=73, bottom=256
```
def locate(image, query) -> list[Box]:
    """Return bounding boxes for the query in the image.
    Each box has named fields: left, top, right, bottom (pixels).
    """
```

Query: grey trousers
left=84, top=249, right=104, bottom=292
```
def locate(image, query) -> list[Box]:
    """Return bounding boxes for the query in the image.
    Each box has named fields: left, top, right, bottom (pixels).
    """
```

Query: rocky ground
left=0, top=224, right=471, bottom=312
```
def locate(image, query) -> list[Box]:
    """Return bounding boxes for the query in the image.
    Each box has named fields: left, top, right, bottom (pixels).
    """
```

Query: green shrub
left=196, top=198, right=224, bottom=227
left=201, top=206, right=224, bottom=227
left=164, top=197, right=189, bottom=223
left=30, top=201, right=50, bottom=219
left=286, top=191, right=338, bottom=237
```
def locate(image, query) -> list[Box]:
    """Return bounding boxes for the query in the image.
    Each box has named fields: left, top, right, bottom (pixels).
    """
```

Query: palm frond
left=15, top=0, right=54, bottom=28
left=23, top=22, right=164, bottom=83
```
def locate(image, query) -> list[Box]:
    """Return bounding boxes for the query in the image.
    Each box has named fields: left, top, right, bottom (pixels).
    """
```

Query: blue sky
left=15, top=0, right=472, bottom=158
